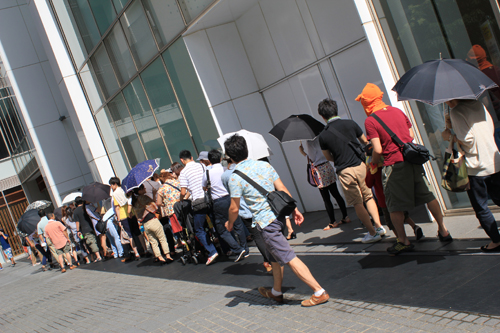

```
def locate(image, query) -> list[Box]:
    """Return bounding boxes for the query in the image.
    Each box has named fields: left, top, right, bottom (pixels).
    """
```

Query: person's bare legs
left=130, top=239, right=140, bottom=257
left=391, top=211, right=408, bottom=244
left=285, top=217, right=294, bottom=240
left=271, top=262, right=284, bottom=292
left=353, top=203, right=377, bottom=235
left=427, top=200, right=449, bottom=236
left=365, top=198, right=382, bottom=229
left=57, top=254, right=65, bottom=269
left=64, top=252, right=73, bottom=266
left=71, top=247, right=79, bottom=263
left=287, top=257, right=322, bottom=292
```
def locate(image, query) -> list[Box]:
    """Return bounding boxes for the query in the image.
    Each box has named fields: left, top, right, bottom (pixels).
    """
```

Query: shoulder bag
left=120, top=227, right=130, bottom=245
left=371, top=113, right=434, bottom=165
left=326, top=123, right=366, bottom=161
left=191, top=164, right=213, bottom=212
left=441, top=138, right=470, bottom=192
left=233, top=170, right=296, bottom=218
left=306, top=156, right=322, bottom=188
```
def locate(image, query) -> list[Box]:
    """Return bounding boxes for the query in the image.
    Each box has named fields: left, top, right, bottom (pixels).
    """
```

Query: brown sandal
left=323, top=223, right=336, bottom=231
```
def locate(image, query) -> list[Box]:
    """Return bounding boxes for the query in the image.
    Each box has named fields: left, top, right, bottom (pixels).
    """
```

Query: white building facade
left=1, top=0, right=499, bottom=215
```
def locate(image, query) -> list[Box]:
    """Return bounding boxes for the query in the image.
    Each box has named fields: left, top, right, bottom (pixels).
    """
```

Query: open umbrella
left=392, top=58, right=498, bottom=105
left=24, top=200, right=52, bottom=213
left=269, top=114, right=325, bottom=143
left=122, top=159, right=160, bottom=193
left=62, top=192, right=82, bottom=205
left=17, top=209, right=41, bottom=235
left=217, top=130, right=272, bottom=160
left=82, top=182, right=111, bottom=203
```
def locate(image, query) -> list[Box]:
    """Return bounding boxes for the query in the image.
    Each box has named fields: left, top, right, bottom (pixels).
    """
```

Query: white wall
left=183, top=0, right=390, bottom=213
left=0, top=0, right=97, bottom=205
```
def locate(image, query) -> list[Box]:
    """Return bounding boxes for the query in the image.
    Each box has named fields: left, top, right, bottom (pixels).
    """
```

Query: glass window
left=52, top=0, right=87, bottom=67
left=140, top=58, right=196, bottom=161
left=142, top=0, right=185, bottom=48
left=123, top=78, right=171, bottom=168
left=80, top=63, right=105, bottom=111
left=113, top=0, right=129, bottom=13
left=120, top=0, right=158, bottom=68
left=88, top=0, right=117, bottom=35
left=90, top=45, right=119, bottom=99
left=95, top=108, right=130, bottom=177
left=67, top=0, right=101, bottom=53
left=0, top=135, right=10, bottom=160
left=104, top=24, right=137, bottom=85
left=163, top=39, right=219, bottom=152
left=106, top=94, right=146, bottom=166
left=177, top=0, right=214, bottom=23
left=373, top=0, right=500, bottom=209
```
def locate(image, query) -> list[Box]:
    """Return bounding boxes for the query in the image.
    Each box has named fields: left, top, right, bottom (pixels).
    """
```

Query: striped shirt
left=179, top=161, right=205, bottom=200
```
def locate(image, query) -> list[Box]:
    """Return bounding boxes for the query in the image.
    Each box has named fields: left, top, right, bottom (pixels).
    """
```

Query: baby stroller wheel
left=192, top=256, right=198, bottom=265
left=180, top=257, right=187, bottom=265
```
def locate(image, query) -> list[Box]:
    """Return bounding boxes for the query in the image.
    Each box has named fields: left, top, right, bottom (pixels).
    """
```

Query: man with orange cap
left=359, top=83, right=452, bottom=255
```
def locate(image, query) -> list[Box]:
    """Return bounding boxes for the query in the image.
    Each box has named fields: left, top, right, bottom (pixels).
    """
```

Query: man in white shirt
left=442, top=99, right=500, bottom=252
left=203, top=150, right=248, bottom=262
left=179, top=150, right=219, bottom=265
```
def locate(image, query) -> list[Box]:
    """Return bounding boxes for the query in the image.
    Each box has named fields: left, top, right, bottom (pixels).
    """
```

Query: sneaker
left=206, top=253, right=219, bottom=266
left=375, top=226, right=387, bottom=236
left=362, top=232, right=382, bottom=243
left=414, top=226, right=424, bottom=241
left=244, top=251, right=250, bottom=258
left=258, top=287, right=284, bottom=304
left=235, top=250, right=246, bottom=262
left=387, top=241, right=414, bottom=255
left=301, top=292, right=330, bottom=307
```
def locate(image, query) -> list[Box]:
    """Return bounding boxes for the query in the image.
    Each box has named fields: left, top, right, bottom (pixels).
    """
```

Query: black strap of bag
left=205, top=169, right=213, bottom=209
left=164, top=181, right=181, bottom=192
left=233, top=170, right=297, bottom=217
left=326, top=123, right=366, bottom=161
left=371, top=113, right=434, bottom=165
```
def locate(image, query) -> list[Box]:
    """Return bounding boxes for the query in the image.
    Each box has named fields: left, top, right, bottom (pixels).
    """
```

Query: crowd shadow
left=224, top=288, right=302, bottom=308
left=358, top=253, right=446, bottom=269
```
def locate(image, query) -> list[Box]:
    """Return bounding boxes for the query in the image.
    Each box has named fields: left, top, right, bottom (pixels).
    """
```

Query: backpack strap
left=370, top=113, right=404, bottom=147
left=233, top=170, right=269, bottom=197
left=326, top=123, right=355, bottom=145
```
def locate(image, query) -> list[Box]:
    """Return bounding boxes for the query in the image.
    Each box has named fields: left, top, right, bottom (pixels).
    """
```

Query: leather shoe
left=258, top=287, right=283, bottom=304
left=301, top=292, right=329, bottom=307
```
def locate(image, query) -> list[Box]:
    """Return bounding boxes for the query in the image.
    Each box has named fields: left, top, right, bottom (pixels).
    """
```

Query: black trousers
left=241, top=217, right=269, bottom=263
left=319, top=182, right=348, bottom=223
left=467, top=171, right=500, bottom=243
left=159, top=216, right=176, bottom=253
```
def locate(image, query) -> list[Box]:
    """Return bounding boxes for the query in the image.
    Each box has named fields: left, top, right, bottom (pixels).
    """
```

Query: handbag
left=120, top=227, right=130, bottom=245
left=233, top=170, right=297, bottom=218
left=371, top=114, right=434, bottom=165
left=204, top=169, right=214, bottom=210
left=169, top=214, right=183, bottom=234
left=191, top=165, right=213, bottom=212
left=441, top=138, right=470, bottom=192
left=307, top=156, right=322, bottom=188
left=95, top=219, right=107, bottom=234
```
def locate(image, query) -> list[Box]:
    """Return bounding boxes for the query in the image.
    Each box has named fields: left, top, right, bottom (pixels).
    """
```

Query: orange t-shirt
left=44, top=220, right=68, bottom=249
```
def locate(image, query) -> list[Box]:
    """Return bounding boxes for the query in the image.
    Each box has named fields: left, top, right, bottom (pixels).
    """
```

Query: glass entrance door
left=372, top=0, right=500, bottom=209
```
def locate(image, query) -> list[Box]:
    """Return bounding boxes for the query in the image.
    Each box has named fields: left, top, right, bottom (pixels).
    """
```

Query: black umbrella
left=392, top=58, right=498, bottom=105
left=269, top=114, right=325, bottom=143
left=17, top=209, right=41, bottom=235
left=82, top=182, right=111, bottom=203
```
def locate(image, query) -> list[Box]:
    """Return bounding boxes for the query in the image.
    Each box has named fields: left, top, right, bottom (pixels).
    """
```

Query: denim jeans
left=467, top=171, right=500, bottom=243
left=212, top=195, right=248, bottom=254
left=35, top=244, right=51, bottom=265
left=106, top=223, right=123, bottom=258
left=193, top=208, right=218, bottom=256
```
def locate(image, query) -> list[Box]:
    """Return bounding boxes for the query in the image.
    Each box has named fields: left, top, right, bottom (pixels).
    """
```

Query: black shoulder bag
left=233, top=170, right=296, bottom=218
left=191, top=164, right=213, bottom=212
left=371, top=113, right=434, bottom=165
left=327, top=123, right=367, bottom=161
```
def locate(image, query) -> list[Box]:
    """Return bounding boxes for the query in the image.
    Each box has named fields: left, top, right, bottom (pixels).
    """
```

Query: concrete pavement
left=1, top=207, right=500, bottom=332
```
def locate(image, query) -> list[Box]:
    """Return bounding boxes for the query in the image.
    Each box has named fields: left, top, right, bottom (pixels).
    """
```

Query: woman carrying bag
left=299, top=138, right=350, bottom=230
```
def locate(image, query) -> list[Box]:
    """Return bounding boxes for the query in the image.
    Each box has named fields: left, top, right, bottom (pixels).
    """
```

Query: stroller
left=173, top=201, right=222, bottom=265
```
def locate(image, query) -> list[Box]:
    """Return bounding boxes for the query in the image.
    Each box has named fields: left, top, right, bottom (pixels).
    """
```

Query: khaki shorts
left=338, top=162, right=373, bottom=206
left=382, top=161, right=436, bottom=213
left=56, top=243, right=71, bottom=255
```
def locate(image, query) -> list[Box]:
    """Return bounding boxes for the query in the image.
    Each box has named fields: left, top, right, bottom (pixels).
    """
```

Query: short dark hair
left=47, top=213, right=55, bottom=219
left=224, top=135, right=248, bottom=163
left=208, top=149, right=221, bottom=165
left=38, top=209, right=46, bottom=218
left=109, top=177, right=121, bottom=186
left=179, top=150, right=192, bottom=160
left=318, top=98, right=338, bottom=119
left=75, top=197, right=84, bottom=206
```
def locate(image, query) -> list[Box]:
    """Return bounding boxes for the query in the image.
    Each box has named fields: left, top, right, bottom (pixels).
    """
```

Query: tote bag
left=120, top=227, right=130, bottom=245
left=441, top=139, right=470, bottom=192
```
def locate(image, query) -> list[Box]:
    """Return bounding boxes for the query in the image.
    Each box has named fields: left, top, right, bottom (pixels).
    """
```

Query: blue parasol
left=122, top=159, right=160, bottom=193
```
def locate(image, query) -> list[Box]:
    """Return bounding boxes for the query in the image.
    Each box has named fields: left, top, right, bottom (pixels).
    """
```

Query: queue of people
left=15, top=83, right=500, bottom=306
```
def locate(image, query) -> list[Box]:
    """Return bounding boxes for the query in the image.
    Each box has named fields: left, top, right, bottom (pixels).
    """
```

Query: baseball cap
left=197, top=151, right=209, bottom=161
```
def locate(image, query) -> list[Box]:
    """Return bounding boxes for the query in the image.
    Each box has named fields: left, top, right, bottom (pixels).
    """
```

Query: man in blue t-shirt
left=0, top=228, right=16, bottom=266
left=225, top=134, right=329, bottom=307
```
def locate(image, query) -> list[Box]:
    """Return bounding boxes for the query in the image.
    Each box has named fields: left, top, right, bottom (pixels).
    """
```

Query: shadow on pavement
left=224, top=289, right=302, bottom=307
left=358, top=253, right=446, bottom=268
